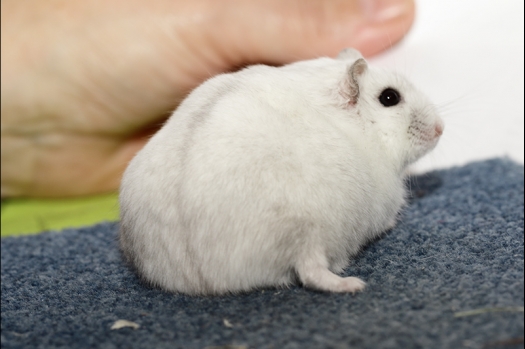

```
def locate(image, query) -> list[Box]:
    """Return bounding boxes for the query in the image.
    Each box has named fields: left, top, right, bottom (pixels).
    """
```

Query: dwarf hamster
left=119, top=48, right=444, bottom=296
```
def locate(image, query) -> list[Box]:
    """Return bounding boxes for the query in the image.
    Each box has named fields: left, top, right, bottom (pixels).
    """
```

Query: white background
left=368, top=0, right=524, bottom=173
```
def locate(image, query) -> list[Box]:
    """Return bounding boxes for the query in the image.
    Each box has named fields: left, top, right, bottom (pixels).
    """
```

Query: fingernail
left=360, top=0, right=410, bottom=23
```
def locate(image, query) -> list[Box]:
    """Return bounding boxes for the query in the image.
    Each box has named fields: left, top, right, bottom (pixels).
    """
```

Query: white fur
left=119, top=49, right=443, bottom=296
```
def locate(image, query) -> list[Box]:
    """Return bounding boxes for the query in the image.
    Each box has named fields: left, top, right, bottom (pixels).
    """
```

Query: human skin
left=1, top=0, right=415, bottom=198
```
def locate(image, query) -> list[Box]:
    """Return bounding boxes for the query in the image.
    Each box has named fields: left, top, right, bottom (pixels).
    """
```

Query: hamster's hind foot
left=296, top=253, right=366, bottom=294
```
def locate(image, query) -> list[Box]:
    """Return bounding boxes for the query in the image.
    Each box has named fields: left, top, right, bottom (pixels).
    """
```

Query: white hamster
left=119, top=48, right=444, bottom=296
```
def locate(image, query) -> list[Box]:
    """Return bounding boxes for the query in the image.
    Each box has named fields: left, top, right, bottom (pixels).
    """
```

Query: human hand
left=1, top=0, right=415, bottom=197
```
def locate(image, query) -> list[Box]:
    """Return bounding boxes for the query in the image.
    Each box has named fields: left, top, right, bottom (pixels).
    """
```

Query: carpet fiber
left=2, top=158, right=524, bottom=349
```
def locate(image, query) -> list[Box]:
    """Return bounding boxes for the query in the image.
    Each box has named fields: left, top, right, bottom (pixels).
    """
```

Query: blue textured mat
left=1, top=158, right=524, bottom=349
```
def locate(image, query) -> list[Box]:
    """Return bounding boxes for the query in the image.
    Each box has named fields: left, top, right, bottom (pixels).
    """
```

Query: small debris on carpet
left=110, top=319, right=140, bottom=330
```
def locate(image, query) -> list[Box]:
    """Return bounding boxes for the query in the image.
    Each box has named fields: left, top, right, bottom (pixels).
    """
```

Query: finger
left=207, top=0, right=415, bottom=67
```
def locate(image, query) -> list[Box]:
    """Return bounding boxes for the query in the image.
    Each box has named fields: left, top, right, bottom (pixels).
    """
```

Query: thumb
left=209, top=0, right=415, bottom=66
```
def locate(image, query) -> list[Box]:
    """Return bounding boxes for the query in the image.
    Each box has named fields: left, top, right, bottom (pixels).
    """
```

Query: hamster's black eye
left=379, top=88, right=401, bottom=107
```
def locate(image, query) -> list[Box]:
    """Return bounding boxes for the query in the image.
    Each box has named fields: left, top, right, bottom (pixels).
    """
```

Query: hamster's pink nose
left=434, top=122, right=444, bottom=137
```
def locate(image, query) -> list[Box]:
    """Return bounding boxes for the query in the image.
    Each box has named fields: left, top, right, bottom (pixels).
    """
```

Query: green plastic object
left=1, top=193, right=120, bottom=237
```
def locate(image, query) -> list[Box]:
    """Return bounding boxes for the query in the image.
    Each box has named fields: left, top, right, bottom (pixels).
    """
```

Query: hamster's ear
left=344, top=58, right=368, bottom=106
left=337, top=48, right=363, bottom=61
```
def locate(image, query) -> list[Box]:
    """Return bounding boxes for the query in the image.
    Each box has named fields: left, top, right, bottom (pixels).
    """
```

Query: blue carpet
left=1, top=158, right=524, bottom=349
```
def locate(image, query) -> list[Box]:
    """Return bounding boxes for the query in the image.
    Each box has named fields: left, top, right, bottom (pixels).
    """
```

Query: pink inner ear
left=346, top=59, right=368, bottom=106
